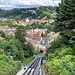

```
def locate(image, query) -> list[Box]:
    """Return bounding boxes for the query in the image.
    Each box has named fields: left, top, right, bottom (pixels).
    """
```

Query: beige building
left=25, top=18, right=30, bottom=22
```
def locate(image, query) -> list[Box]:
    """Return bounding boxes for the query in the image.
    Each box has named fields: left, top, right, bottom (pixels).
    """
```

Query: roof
left=52, top=33, right=59, bottom=38
left=15, top=19, right=48, bottom=25
left=26, top=39, right=32, bottom=42
left=0, top=26, right=16, bottom=31
left=0, top=37, right=5, bottom=40
left=26, top=39, right=37, bottom=46
left=26, top=32, right=42, bottom=41
left=43, top=37, right=53, bottom=40
left=30, top=42, right=37, bottom=46
left=8, top=31, right=14, bottom=35
left=0, top=26, right=16, bottom=35
left=0, top=26, right=10, bottom=30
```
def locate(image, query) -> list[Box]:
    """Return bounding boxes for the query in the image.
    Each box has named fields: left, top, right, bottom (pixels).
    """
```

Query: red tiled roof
left=0, top=26, right=16, bottom=31
left=26, top=39, right=32, bottom=42
left=52, top=33, right=59, bottom=37
left=0, top=37, right=5, bottom=40
left=26, top=39, right=37, bottom=46
left=0, top=26, right=16, bottom=35
left=26, top=32, right=42, bottom=41
left=30, top=42, right=36, bottom=46
left=0, top=26, right=10, bottom=30
left=16, top=19, right=48, bottom=25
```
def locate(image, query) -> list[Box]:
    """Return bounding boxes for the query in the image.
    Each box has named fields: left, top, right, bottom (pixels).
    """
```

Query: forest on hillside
left=0, top=6, right=56, bottom=20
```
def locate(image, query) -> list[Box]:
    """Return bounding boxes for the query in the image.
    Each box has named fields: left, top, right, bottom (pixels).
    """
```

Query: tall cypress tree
left=55, top=0, right=75, bottom=43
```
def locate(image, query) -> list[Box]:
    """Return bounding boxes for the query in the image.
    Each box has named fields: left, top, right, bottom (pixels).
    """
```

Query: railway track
left=16, top=54, right=44, bottom=75
left=23, top=57, right=41, bottom=75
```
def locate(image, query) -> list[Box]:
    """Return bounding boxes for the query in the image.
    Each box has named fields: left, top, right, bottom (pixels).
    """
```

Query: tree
left=23, top=42, right=34, bottom=57
left=15, top=25, right=26, bottom=43
left=0, top=30, right=5, bottom=38
left=5, top=34, right=14, bottom=41
left=55, top=0, right=75, bottom=43
left=4, top=39, right=24, bottom=61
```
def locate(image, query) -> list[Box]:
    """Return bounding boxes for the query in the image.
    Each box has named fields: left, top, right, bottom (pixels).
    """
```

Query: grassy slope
left=43, top=11, right=50, bottom=15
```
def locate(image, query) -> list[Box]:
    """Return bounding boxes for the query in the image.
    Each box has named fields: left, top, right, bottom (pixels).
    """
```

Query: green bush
left=0, top=49, right=20, bottom=75
left=0, top=49, right=4, bottom=54
left=45, top=55, right=75, bottom=75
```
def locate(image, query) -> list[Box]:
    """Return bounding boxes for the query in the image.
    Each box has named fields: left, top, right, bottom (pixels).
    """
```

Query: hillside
left=0, top=6, right=56, bottom=20
left=0, top=49, right=20, bottom=75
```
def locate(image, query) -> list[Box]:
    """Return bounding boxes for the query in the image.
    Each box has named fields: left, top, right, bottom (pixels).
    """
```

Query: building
left=0, top=26, right=16, bottom=36
left=26, top=29, right=59, bottom=50
left=15, top=18, right=48, bottom=26
left=41, top=37, right=54, bottom=45
left=25, top=18, right=30, bottom=22
left=26, top=28, right=47, bottom=34
left=0, top=37, right=5, bottom=40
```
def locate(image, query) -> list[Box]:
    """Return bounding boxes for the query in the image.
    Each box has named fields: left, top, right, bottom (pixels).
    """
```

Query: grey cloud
left=0, top=0, right=61, bottom=10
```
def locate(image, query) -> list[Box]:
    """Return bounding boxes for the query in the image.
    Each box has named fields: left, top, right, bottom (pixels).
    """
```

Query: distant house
left=37, top=44, right=46, bottom=50
left=0, top=26, right=10, bottom=31
left=25, top=28, right=59, bottom=50
left=0, top=26, right=16, bottom=36
left=0, top=37, right=5, bottom=40
left=26, top=28, right=47, bottom=34
left=25, top=18, right=30, bottom=22
left=34, top=28, right=47, bottom=34
left=26, top=31, right=42, bottom=44
left=52, top=33, right=59, bottom=38
left=26, top=29, right=34, bottom=34
left=40, top=33, right=59, bottom=45
left=49, top=19, right=54, bottom=23
left=14, top=18, right=48, bottom=26
left=0, top=18, right=15, bottom=21
left=41, top=37, right=54, bottom=45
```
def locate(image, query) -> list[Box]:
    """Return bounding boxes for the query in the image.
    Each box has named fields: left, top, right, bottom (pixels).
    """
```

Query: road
left=16, top=53, right=44, bottom=75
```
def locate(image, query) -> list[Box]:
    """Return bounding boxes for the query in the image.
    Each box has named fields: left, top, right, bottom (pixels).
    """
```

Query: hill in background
left=0, top=6, right=56, bottom=20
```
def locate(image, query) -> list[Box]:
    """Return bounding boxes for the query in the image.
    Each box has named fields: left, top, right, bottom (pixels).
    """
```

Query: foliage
left=5, top=34, right=14, bottom=40
left=55, top=0, right=75, bottom=43
left=45, top=37, right=75, bottom=74
left=22, top=57, right=33, bottom=66
left=0, top=29, right=35, bottom=75
left=45, top=0, right=75, bottom=74
left=46, top=55, right=75, bottom=75
left=0, top=49, right=20, bottom=75
left=0, top=34, right=35, bottom=61
left=0, top=30, right=5, bottom=38
left=15, top=25, right=35, bottom=58
left=0, top=20, right=18, bottom=27
left=0, top=39, right=24, bottom=61
left=15, top=25, right=26, bottom=43
left=0, top=6, right=56, bottom=20
left=23, top=42, right=34, bottom=57
left=34, top=46, right=39, bottom=55
left=26, top=22, right=54, bottom=33
left=46, top=36, right=63, bottom=54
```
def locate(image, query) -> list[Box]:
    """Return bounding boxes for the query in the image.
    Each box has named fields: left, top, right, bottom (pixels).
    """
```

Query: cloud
left=0, top=0, right=61, bottom=9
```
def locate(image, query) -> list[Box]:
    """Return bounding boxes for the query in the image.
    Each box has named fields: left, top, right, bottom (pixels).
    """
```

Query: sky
left=0, top=0, right=61, bottom=10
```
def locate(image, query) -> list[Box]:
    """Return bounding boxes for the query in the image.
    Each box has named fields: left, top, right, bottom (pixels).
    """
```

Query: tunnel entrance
left=40, top=50, right=43, bottom=54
